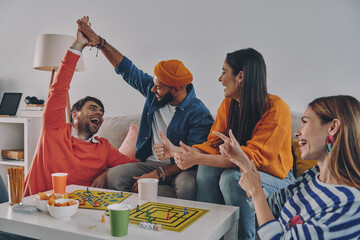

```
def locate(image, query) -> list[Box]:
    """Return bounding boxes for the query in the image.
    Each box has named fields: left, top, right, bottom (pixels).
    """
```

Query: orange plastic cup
left=51, top=173, right=68, bottom=194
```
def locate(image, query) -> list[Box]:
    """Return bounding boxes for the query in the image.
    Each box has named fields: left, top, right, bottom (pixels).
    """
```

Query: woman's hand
left=174, top=142, right=199, bottom=170
left=237, top=159, right=263, bottom=198
left=213, top=129, right=251, bottom=169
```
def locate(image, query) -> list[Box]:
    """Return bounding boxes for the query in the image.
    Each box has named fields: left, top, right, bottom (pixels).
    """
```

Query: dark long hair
left=226, top=48, right=269, bottom=145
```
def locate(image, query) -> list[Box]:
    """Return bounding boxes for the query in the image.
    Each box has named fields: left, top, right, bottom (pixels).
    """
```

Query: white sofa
left=97, top=112, right=302, bottom=150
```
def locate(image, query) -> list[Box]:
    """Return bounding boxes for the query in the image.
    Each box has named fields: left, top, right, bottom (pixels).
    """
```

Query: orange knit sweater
left=194, top=95, right=293, bottom=179
left=23, top=51, right=137, bottom=196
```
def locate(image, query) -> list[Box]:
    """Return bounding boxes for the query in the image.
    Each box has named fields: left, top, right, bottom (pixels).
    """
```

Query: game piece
left=101, top=215, right=105, bottom=222
left=94, top=201, right=98, bottom=207
left=82, top=199, right=86, bottom=205
left=167, top=212, right=170, bottom=220
left=139, top=222, right=162, bottom=231
left=154, top=224, right=162, bottom=231
left=184, top=207, right=187, bottom=215
left=148, top=215, right=152, bottom=223
left=146, top=210, right=149, bottom=217
left=86, top=187, right=89, bottom=193
left=136, top=205, right=140, bottom=212
left=140, top=222, right=154, bottom=230
left=120, top=191, right=123, bottom=198
left=88, top=195, right=91, bottom=202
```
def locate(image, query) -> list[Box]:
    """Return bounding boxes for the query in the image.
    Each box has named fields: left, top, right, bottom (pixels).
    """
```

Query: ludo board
left=68, top=190, right=131, bottom=210
left=129, top=201, right=209, bottom=232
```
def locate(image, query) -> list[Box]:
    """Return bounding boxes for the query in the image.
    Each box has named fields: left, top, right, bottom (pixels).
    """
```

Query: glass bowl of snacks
left=47, top=199, right=79, bottom=220
left=35, top=192, right=63, bottom=212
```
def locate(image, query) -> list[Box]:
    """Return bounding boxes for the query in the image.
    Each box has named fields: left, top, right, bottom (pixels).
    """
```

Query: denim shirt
left=115, top=57, right=214, bottom=163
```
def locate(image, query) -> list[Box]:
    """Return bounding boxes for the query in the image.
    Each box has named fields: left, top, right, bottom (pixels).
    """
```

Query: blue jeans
left=196, top=166, right=295, bottom=240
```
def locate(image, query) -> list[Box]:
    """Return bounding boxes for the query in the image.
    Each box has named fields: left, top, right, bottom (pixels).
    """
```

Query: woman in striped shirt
left=217, top=95, right=360, bottom=239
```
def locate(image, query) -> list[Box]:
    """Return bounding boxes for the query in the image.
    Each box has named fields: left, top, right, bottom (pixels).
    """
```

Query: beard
left=78, top=120, right=100, bottom=138
left=154, top=92, right=174, bottom=107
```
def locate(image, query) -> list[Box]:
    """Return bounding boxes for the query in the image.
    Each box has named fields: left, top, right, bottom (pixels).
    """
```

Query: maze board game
left=68, top=190, right=131, bottom=210
left=129, top=202, right=209, bottom=232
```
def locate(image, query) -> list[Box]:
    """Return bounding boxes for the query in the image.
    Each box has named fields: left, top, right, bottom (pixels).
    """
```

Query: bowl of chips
left=35, top=192, right=63, bottom=212
left=47, top=199, right=79, bottom=220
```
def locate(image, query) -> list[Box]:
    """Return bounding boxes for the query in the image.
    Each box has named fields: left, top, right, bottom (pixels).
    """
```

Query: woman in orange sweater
left=155, top=48, right=295, bottom=239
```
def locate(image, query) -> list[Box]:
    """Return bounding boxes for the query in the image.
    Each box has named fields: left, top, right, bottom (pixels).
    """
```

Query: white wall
left=0, top=0, right=359, bottom=116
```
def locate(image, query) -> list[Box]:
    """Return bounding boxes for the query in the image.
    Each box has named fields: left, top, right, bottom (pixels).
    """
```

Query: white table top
left=0, top=185, right=239, bottom=240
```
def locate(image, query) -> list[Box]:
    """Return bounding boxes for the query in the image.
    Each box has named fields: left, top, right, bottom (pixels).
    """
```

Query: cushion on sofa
left=96, top=114, right=141, bottom=149
left=118, top=123, right=139, bottom=159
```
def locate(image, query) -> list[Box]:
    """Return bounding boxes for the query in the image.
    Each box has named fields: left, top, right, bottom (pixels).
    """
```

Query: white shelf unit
left=0, top=117, right=41, bottom=188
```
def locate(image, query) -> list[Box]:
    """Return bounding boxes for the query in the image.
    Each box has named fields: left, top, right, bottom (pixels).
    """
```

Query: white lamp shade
left=33, top=34, right=84, bottom=72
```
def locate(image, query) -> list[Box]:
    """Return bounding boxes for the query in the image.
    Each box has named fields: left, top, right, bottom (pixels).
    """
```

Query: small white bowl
left=34, top=193, right=62, bottom=212
left=47, top=199, right=79, bottom=220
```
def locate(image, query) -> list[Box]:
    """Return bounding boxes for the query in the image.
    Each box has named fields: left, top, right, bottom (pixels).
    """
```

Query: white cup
left=138, top=178, right=158, bottom=202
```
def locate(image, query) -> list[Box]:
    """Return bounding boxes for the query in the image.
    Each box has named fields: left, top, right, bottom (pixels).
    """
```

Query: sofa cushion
left=96, top=114, right=141, bottom=149
left=118, top=123, right=139, bottom=159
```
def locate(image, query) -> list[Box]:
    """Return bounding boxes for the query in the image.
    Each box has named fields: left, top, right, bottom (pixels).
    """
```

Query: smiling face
left=151, top=76, right=174, bottom=106
left=73, top=100, right=104, bottom=138
left=295, top=107, right=331, bottom=161
left=219, top=61, right=242, bottom=102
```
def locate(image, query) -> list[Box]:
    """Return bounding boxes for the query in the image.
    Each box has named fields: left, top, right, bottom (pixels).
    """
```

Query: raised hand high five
left=77, top=16, right=100, bottom=47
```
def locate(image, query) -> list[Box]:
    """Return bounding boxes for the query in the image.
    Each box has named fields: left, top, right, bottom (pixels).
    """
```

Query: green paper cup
left=108, top=203, right=130, bottom=237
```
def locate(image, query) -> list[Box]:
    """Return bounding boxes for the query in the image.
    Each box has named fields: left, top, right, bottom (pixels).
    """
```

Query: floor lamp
left=33, top=34, right=84, bottom=122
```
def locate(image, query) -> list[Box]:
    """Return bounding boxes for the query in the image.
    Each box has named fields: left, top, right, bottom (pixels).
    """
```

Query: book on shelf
left=20, top=109, right=43, bottom=118
left=24, top=105, right=44, bottom=111
left=26, top=104, right=45, bottom=107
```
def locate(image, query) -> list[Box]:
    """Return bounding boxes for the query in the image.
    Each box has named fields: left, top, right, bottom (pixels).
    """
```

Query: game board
left=68, top=190, right=131, bottom=210
left=129, top=202, right=209, bottom=232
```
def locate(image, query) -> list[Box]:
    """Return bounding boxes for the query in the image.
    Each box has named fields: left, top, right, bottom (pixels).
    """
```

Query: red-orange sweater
left=194, top=95, right=293, bottom=179
left=24, top=51, right=136, bottom=196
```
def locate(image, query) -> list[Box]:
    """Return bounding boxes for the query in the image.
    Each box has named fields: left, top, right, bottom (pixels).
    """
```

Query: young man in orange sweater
left=23, top=23, right=137, bottom=196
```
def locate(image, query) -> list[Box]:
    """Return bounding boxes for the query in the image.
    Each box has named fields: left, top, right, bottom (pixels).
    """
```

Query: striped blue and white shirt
left=259, top=166, right=360, bottom=239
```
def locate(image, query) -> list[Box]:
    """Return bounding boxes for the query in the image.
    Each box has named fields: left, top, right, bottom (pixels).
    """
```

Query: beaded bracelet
left=99, top=38, right=106, bottom=49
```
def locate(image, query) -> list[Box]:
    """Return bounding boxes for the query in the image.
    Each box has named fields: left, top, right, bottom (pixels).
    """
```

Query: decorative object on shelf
left=1, top=149, right=24, bottom=161
left=24, top=96, right=44, bottom=105
left=33, top=34, right=84, bottom=122
left=21, top=97, right=45, bottom=118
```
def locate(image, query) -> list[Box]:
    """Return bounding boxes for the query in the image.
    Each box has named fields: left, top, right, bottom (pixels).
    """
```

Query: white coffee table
left=0, top=185, right=239, bottom=240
